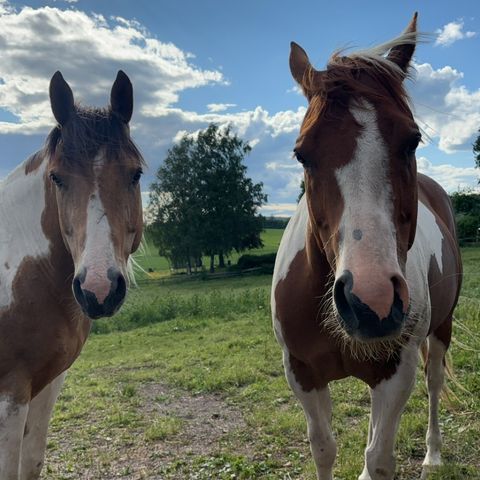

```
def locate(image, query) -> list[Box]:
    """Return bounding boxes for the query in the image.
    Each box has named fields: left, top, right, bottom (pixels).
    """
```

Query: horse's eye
left=406, top=132, right=422, bottom=156
left=49, top=172, right=64, bottom=188
left=294, top=149, right=309, bottom=167
left=131, top=168, right=143, bottom=186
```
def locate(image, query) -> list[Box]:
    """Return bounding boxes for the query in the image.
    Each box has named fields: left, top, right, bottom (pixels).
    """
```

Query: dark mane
left=299, top=43, right=413, bottom=137
left=45, top=105, right=145, bottom=167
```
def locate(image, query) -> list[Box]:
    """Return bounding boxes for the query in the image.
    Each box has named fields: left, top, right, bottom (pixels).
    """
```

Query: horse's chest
left=0, top=256, right=90, bottom=399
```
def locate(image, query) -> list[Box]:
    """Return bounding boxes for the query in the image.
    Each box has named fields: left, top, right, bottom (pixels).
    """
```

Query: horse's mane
left=300, top=31, right=417, bottom=136
left=45, top=105, right=145, bottom=167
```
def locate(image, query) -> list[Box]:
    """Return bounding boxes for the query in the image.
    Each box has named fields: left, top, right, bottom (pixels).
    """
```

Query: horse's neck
left=0, top=154, right=68, bottom=307
left=0, top=155, right=51, bottom=255
left=273, top=194, right=331, bottom=293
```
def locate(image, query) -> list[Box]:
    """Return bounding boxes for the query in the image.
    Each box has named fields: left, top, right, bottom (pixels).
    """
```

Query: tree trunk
left=186, top=256, right=192, bottom=275
left=209, top=254, right=215, bottom=273
left=219, top=252, right=225, bottom=268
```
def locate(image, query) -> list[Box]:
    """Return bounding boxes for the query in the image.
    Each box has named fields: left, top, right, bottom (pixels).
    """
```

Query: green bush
left=456, top=213, right=479, bottom=245
left=237, top=253, right=276, bottom=271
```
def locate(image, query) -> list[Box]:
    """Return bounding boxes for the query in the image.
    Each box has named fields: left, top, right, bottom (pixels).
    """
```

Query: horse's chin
left=346, top=325, right=404, bottom=344
left=323, top=311, right=411, bottom=362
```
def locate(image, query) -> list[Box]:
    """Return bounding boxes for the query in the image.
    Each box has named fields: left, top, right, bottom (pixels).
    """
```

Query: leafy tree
left=450, top=190, right=480, bottom=216
left=262, top=216, right=290, bottom=229
left=474, top=129, right=480, bottom=169
left=150, top=124, right=267, bottom=272
left=450, top=190, right=480, bottom=244
left=149, top=136, right=203, bottom=273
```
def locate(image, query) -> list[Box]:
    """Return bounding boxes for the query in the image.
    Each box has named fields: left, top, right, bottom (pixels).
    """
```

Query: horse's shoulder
left=417, top=173, right=456, bottom=236
left=272, top=195, right=309, bottom=289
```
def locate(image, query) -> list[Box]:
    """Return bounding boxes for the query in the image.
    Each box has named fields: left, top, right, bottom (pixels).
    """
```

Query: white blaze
left=79, top=151, right=117, bottom=303
left=334, top=100, right=399, bottom=274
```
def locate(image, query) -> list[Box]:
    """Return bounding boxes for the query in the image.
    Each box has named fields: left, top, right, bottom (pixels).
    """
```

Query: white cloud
left=435, top=20, right=477, bottom=47
left=417, top=156, right=478, bottom=192
left=266, top=160, right=299, bottom=171
left=410, top=62, right=480, bottom=153
left=2, top=2, right=478, bottom=209
left=206, top=103, right=236, bottom=112
left=0, top=3, right=225, bottom=134
left=286, top=84, right=302, bottom=95
left=260, top=203, right=298, bottom=217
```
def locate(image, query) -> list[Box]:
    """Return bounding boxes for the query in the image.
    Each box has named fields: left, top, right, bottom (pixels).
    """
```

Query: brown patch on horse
left=274, top=233, right=402, bottom=390
left=418, top=175, right=462, bottom=344
left=0, top=173, right=90, bottom=402
left=98, top=149, right=144, bottom=261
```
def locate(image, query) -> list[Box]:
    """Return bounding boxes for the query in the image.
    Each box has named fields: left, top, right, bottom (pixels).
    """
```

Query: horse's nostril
left=115, top=273, right=126, bottom=298
left=391, top=274, right=409, bottom=313
left=72, top=275, right=83, bottom=302
left=101, top=269, right=127, bottom=316
left=333, top=271, right=358, bottom=332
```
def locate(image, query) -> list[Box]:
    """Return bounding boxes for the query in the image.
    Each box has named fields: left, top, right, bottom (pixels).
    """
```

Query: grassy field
left=42, top=241, right=480, bottom=479
left=134, top=229, right=284, bottom=276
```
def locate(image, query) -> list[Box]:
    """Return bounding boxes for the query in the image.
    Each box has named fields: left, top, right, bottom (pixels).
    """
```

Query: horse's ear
left=387, top=12, right=418, bottom=73
left=290, top=42, right=312, bottom=87
left=110, top=70, right=133, bottom=124
left=49, top=71, right=74, bottom=126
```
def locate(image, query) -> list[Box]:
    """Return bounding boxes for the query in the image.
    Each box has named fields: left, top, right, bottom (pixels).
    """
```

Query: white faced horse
left=0, top=71, right=143, bottom=479
left=272, top=13, right=462, bottom=480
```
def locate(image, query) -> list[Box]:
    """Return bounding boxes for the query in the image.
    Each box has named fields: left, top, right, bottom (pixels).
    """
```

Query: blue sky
left=0, top=0, right=479, bottom=215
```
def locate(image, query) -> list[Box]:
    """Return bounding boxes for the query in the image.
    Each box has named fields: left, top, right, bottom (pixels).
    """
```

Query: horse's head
left=291, top=14, right=420, bottom=344
left=46, top=71, right=143, bottom=319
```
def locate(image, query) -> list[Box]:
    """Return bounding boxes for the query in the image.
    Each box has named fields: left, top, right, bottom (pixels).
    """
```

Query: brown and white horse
left=272, top=14, right=462, bottom=480
left=0, top=71, right=143, bottom=479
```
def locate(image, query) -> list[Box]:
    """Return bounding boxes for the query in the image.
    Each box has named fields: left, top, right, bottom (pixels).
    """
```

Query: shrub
left=456, top=213, right=479, bottom=245
left=237, top=253, right=276, bottom=271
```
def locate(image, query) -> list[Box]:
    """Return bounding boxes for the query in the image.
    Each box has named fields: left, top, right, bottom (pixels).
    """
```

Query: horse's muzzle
left=73, top=268, right=126, bottom=319
left=333, top=270, right=407, bottom=340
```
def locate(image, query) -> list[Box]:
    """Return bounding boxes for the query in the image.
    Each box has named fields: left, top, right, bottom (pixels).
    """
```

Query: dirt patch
left=140, top=382, right=247, bottom=457
left=43, top=382, right=249, bottom=479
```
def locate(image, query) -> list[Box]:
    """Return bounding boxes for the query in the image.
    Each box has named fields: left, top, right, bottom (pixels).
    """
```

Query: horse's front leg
left=284, top=352, right=337, bottom=480
left=421, top=332, right=448, bottom=478
left=20, top=372, right=66, bottom=480
left=359, top=342, right=419, bottom=480
left=0, top=394, right=29, bottom=479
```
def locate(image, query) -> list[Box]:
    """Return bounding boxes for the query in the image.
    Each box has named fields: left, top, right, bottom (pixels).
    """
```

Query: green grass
left=145, top=416, right=184, bottom=442
left=134, top=228, right=283, bottom=275
left=43, top=247, right=480, bottom=479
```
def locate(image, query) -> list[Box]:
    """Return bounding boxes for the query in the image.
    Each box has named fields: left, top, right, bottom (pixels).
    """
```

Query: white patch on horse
left=272, top=194, right=308, bottom=290
left=422, top=335, right=446, bottom=470
left=271, top=194, right=309, bottom=347
left=0, top=396, right=29, bottom=478
left=405, top=201, right=445, bottom=324
left=416, top=202, right=443, bottom=274
left=21, top=373, right=66, bottom=479
left=80, top=151, right=116, bottom=303
left=359, top=338, right=422, bottom=480
left=334, top=100, right=399, bottom=275
left=283, top=352, right=336, bottom=480
left=0, top=158, right=49, bottom=308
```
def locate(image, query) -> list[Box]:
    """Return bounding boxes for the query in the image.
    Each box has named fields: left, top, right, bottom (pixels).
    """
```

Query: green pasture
left=43, top=242, right=480, bottom=479
left=134, top=228, right=284, bottom=276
